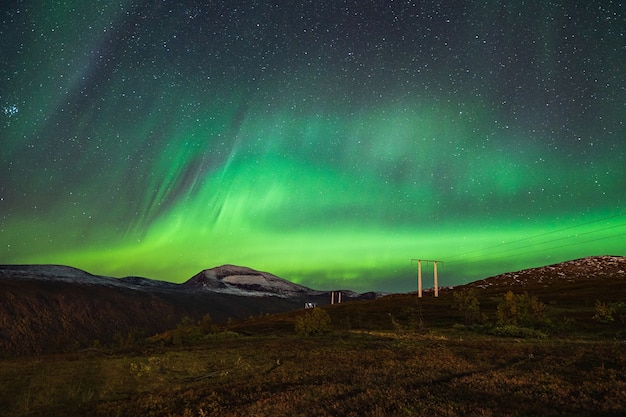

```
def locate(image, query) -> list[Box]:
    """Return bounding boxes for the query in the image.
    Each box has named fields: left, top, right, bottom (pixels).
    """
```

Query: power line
left=451, top=221, right=626, bottom=265
left=455, top=230, right=626, bottom=267
left=445, top=212, right=626, bottom=262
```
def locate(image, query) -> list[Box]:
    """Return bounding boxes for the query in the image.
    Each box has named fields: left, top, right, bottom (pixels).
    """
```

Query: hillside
left=1, top=256, right=624, bottom=355
left=0, top=264, right=373, bottom=355
left=467, top=255, right=626, bottom=293
left=202, top=255, right=626, bottom=337
left=1, top=256, right=625, bottom=417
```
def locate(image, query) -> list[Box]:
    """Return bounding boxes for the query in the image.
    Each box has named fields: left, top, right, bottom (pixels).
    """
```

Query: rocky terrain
left=468, top=255, right=626, bottom=290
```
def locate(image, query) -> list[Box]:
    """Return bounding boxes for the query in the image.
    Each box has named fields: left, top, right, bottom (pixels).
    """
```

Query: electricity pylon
left=410, top=259, right=444, bottom=297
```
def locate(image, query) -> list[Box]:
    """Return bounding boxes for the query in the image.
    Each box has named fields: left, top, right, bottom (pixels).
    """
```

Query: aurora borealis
left=1, top=1, right=624, bottom=293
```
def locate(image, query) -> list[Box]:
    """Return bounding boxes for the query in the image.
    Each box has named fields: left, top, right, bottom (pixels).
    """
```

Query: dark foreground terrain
left=2, top=331, right=625, bottom=417
left=1, top=256, right=625, bottom=416
left=2, top=289, right=625, bottom=416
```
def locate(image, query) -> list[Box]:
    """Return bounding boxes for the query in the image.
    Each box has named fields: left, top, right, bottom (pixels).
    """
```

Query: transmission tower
left=410, top=259, right=444, bottom=297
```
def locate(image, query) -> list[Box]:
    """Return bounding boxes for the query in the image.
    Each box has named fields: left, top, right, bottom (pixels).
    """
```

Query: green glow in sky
left=1, top=1, right=625, bottom=292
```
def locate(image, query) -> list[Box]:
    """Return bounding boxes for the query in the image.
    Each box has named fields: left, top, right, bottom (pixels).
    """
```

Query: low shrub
left=488, top=324, right=548, bottom=339
left=497, top=291, right=546, bottom=328
left=452, top=288, right=482, bottom=326
left=295, top=308, right=331, bottom=336
left=594, top=300, right=626, bottom=324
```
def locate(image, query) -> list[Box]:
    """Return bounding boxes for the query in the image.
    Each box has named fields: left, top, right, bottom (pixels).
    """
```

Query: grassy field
left=1, top=290, right=625, bottom=416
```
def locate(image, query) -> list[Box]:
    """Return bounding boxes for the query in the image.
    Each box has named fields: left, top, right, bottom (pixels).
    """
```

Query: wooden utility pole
left=433, top=261, right=439, bottom=297
left=330, top=291, right=342, bottom=304
left=410, top=259, right=444, bottom=297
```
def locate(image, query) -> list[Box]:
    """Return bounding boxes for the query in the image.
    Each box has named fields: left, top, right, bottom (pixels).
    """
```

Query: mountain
left=2, top=256, right=623, bottom=355
left=118, top=276, right=180, bottom=289
left=0, top=264, right=114, bottom=285
left=183, top=264, right=320, bottom=297
left=0, top=263, right=365, bottom=298
left=457, top=255, right=626, bottom=319
left=0, top=263, right=374, bottom=355
left=0, top=264, right=176, bottom=290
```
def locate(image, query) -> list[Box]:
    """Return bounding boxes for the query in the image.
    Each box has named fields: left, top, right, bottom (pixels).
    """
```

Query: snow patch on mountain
left=183, top=264, right=321, bottom=298
left=0, top=264, right=121, bottom=286
left=0, top=264, right=174, bottom=291
left=0, top=263, right=376, bottom=299
left=118, top=276, right=180, bottom=289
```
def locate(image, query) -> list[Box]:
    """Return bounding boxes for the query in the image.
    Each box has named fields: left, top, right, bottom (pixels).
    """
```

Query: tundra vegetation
left=1, top=283, right=625, bottom=417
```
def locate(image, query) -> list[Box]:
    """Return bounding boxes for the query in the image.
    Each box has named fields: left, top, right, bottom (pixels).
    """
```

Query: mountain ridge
left=0, top=263, right=375, bottom=355
left=1, top=255, right=624, bottom=355
left=0, top=263, right=356, bottom=298
left=183, top=264, right=322, bottom=297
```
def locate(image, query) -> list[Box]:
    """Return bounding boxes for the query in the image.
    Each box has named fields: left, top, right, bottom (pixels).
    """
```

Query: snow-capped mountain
left=0, top=263, right=369, bottom=299
left=0, top=264, right=125, bottom=286
left=0, top=263, right=336, bottom=355
left=182, top=264, right=322, bottom=297
left=0, top=264, right=178, bottom=291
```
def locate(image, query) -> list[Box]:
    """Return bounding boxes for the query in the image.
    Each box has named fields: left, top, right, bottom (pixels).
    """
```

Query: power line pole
left=330, top=291, right=342, bottom=304
left=410, top=259, right=444, bottom=297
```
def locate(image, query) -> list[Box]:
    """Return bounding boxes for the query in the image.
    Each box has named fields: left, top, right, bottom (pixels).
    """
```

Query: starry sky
left=1, top=1, right=625, bottom=293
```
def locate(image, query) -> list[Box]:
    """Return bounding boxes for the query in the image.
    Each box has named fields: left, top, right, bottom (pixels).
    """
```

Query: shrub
left=403, top=305, right=425, bottom=331
left=594, top=300, right=626, bottom=323
left=389, top=313, right=404, bottom=335
left=152, top=315, right=226, bottom=346
left=452, top=288, right=482, bottom=326
left=114, top=330, right=145, bottom=350
left=198, top=314, right=218, bottom=333
left=489, top=325, right=548, bottom=339
left=295, top=308, right=331, bottom=336
left=388, top=305, right=424, bottom=335
left=497, top=291, right=545, bottom=327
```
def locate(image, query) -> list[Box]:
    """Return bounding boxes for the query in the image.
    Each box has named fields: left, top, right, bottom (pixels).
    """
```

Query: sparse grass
left=1, top=329, right=625, bottom=417
left=2, top=283, right=625, bottom=417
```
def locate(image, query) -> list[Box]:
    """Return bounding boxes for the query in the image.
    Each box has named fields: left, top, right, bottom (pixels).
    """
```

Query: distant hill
left=182, top=264, right=320, bottom=297
left=1, top=256, right=623, bottom=355
left=228, top=255, right=626, bottom=338
left=466, top=256, right=626, bottom=291
left=0, top=264, right=376, bottom=355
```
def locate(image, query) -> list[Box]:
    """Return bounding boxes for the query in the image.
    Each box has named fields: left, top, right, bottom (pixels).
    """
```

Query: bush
left=497, top=291, right=545, bottom=327
left=388, top=305, right=424, bottom=335
left=198, top=314, right=219, bottom=333
left=488, top=325, right=548, bottom=339
left=295, top=308, right=331, bottom=336
left=452, top=288, right=482, bottom=326
left=151, top=315, right=226, bottom=346
left=594, top=300, right=626, bottom=323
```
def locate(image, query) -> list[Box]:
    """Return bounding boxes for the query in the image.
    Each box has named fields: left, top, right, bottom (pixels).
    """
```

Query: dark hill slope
left=0, top=266, right=303, bottom=355
left=1, top=256, right=623, bottom=354
left=462, top=256, right=626, bottom=312
left=229, top=256, right=626, bottom=336
left=0, top=264, right=374, bottom=355
left=466, top=256, right=626, bottom=293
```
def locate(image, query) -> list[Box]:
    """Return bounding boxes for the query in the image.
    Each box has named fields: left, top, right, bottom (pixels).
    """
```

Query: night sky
left=1, top=1, right=625, bottom=293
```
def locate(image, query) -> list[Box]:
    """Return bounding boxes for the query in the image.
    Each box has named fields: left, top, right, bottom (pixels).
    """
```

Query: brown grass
left=2, top=331, right=625, bottom=416
left=2, top=286, right=625, bottom=417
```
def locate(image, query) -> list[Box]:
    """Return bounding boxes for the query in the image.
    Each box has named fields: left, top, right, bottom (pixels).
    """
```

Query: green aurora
left=1, top=1, right=624, bottom=292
